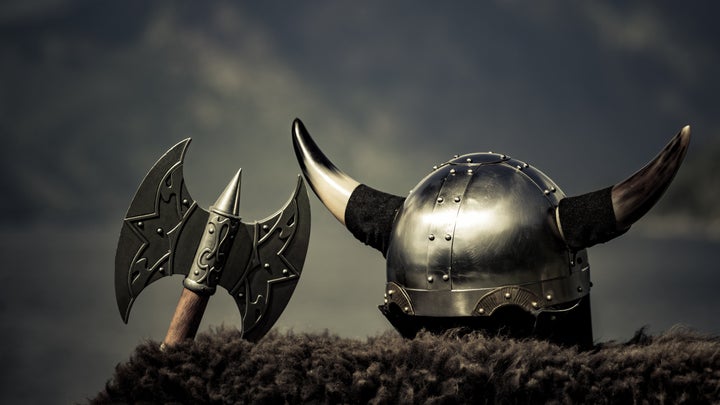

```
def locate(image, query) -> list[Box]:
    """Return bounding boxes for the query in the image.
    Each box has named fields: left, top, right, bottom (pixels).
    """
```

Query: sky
left=1, top=1, right=719, bottom=402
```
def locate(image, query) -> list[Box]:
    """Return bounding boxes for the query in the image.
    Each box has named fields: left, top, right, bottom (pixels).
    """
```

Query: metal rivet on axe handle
left=114, top=139, right=311, bottom=347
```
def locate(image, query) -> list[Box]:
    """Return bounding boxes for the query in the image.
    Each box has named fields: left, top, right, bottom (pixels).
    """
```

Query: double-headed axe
left=115, top=139, right=310, bottom=346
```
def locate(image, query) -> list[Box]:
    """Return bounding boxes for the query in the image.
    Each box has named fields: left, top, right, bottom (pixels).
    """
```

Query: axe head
left=115, top=139, right=311, bottom=342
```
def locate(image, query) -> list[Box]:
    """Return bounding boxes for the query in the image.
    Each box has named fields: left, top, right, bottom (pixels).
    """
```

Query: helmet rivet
left=504, top=292, right=511, bottom=299
left=449, top=168, right=456, bottom=174
left=467, top=169, right=473, bottom=175
left=466, top=158, right=472, bottom=163
left=543, top=189, right=550, bottom=195
left=516, top=165, right=523, bottom=170
left=384, top=298, right=388, bottom=304
left=523, top=163, right=529, bottom=168
left=428, top=234, right=435, bottom=241
left=437, top=197, right=444, bottom=203
left=282, top=269, right=289, bottom=276
left=404, top=306, right=410, bottom=313
left=531, top=301, right=539, bottom=308
left=442, top=274, right=449, bottom=281
left=577, top=286, right=583, bottom=292
left=427, top=276, right=434, bottom=282
left=384, top=293, right=387, bottom=298
left=478, top=308, right=485, bottom=314
left=388, top=290, right=394, bottom=296
left=194, top=270, right=200, bottom=276
left=264, top=263, right=270, bottom=269
left=156, top=228, right=164, bottom=235
left=137, top=221, right=144, bottom=228
left=453, top=154, right=459, bottom=158
left=262, top=224, right=269, bottom=231
left=546, top=294, right=553, bottom=301
left=432, top=165, right=438, bottom=170
left=444, top=234, right=452, bottom=241
left=501, top=154, right=507, bottom=159
left=182, top=199, right=189, bottom=206
left=454, top=196, right=461, bottom=203
left=551, top=186, right=556, bottom=192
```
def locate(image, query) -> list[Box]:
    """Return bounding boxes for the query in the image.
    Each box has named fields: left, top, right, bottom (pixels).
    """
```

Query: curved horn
left=292, top=118, right=360, bottom=225
left=292, top=119, right=405, bottom=255
left=557, top=126, right=691, bottom=250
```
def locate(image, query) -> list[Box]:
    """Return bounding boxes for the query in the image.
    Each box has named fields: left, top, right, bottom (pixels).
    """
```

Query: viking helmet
left=292, top=119, right=690, bottom=346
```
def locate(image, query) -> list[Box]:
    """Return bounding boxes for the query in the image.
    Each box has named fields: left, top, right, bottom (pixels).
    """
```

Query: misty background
left=1, top=1, right=719, bottom=402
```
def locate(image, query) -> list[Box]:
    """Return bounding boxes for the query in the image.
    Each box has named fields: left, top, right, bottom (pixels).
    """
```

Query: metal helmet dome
left=291, top=119, right=690, bottom=346
left=384, top=153, right=589, bottom=319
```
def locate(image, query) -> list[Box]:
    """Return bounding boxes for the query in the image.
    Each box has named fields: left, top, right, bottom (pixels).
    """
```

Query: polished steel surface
left=385, top=152, right=590, bottom=317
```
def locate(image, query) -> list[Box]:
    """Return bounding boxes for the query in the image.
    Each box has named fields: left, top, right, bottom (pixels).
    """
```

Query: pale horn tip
left=291, top=118, right=360, bottom=225
left=681, top=124, right=691, bottom=140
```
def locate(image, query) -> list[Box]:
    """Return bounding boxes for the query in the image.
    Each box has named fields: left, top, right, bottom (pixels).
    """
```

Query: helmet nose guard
left=292, top=119, right=691, bottom=346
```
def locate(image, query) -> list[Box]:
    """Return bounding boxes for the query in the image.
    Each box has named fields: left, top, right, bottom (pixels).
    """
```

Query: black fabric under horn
left=557, top=186, right=628, bottom=251
left=345, top=184, right=406, bottom=257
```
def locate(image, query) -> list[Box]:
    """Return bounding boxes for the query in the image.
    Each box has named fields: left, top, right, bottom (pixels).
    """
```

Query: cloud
left=0, top=0, right=71, bottom=24
left=4, top=1, right=717, bottom=231
left=1, top=2, right=444, bottom=227
left=578, top=2, right=705, bottom=84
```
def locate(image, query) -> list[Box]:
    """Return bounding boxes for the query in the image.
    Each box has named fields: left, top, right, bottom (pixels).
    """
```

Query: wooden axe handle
left=162, top=287, right=210, bottom=348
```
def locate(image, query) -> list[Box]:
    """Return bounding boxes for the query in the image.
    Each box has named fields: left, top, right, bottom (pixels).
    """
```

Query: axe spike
left=214, top=169, right=242, bottom=218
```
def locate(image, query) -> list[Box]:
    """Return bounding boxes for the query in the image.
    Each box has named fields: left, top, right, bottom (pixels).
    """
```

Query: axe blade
left=115, top=139, right=208, bottom=323
left=219, top=177, right=311, bottom=342
left=115, top=139, right=312, bottom=343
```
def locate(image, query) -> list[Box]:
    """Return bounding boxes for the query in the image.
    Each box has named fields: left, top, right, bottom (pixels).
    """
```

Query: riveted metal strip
left=424, top=165, right=473, bottom=290
left=503, top=157, right=565, bottom=206
left=473, top=286, right=542, bottom=315
left=384, top=282, right=415, bottom=315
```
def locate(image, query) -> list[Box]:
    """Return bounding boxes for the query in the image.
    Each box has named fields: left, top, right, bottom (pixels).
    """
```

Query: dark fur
left=345, top=184, right=405, bottom=257
left=93, top=327, right=720, bottom=404
left=558, top=187, right=628, bottom=250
